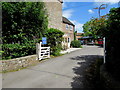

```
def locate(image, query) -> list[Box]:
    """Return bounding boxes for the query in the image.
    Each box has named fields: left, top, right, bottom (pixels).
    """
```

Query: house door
left=68, top=37, right=70, bottom=48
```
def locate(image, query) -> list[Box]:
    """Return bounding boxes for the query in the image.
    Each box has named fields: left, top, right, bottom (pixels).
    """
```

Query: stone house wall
left=62, top=22, right=75, bottom=49
left=44, top=1, right=62, bottom=30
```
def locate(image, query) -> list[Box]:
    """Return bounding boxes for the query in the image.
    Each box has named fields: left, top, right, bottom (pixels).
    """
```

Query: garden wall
left=0, top=55, right=39, bottom=72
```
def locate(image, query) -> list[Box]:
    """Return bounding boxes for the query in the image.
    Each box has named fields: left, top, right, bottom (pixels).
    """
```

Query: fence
left=36, top=42, right=50, bottom=60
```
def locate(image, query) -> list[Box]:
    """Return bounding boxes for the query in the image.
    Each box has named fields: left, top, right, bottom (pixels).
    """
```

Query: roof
left=62, top=17, right=75, bottom=26
left=58, top=0, right=63, bottom=3
left=81, top=36, right=94, bottom=39
left=76, top=33, right=84, bottom=36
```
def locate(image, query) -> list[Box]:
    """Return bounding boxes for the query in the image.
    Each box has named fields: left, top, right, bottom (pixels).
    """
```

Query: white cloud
left=70, top=20, right=84, bottom=33
left=88, top=9, right=94, bottom=14
left=63, top=9, right=74, bottom=19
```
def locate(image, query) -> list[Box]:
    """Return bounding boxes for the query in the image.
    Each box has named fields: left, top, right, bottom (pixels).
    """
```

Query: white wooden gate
left=36, top=42, right=50, bottom=60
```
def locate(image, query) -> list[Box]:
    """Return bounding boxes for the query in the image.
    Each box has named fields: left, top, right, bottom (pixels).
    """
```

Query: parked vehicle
left=98, top=39, right=103, bottom=46
left=87, top=41, right=94, bottom=45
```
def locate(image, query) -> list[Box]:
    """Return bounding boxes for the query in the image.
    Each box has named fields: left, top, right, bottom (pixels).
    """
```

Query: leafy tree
left=2, top=2, right=48, bottom=59
left=83, top=17, right=107, bottom=38
left=46, top=28, right=64, bottom=56
left=105, top=7, right=120, bottom=80
left=2, top=2, right=48, bottom=44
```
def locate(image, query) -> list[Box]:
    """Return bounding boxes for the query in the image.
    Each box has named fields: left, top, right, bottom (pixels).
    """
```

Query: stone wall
left=44, top=1, right=62, bottom=30
left=0, top=55, right=39, bottom=72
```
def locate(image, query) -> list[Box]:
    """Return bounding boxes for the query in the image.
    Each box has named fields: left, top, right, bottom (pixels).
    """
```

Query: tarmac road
left=2, top=45, right=103, bottom=88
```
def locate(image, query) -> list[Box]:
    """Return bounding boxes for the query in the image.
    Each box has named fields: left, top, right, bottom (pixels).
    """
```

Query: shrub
left=46, top=28, right=64, bottom=56
left=70, top=40, right=81, bottom=48
left=1, top=41, right=36, bottom=60
left=105, top=7, right=120, bottom=80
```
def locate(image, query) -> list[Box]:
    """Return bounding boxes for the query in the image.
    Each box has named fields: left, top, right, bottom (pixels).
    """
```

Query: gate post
left=39, top=42, right=42, bottom=60
left=48, top=46, right=50, bottom=58
left=36, top=43, right=39, bottom=60
left=36, top=42, right=42, bottom=60
left=103, top=37, right=106, bottom=64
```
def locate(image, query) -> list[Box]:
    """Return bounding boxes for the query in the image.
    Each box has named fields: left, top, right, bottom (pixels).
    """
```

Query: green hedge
left=1, top=41, right=36, bottom=60
left=70, top=40, right=81, bottom=48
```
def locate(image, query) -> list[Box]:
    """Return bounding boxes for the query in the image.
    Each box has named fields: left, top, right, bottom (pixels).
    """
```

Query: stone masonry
left=44, top=0, right=63, bottom=31
left=0, top=55, right=39, bottom=72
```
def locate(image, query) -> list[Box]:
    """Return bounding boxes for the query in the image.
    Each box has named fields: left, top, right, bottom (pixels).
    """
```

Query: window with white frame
left=66, top=24, right=69, bottom=29
left=70, top=25, right=73, bottom=30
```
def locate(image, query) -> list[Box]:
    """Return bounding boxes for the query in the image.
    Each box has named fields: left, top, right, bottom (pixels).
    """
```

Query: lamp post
left=94, top=4, right=107, bottom=19
left=94, top=4, right=107, bottom=64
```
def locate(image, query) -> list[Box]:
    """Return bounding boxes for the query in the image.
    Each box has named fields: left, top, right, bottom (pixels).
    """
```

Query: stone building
left=62, top=17, right=75, bottom=49
left=44, top=0, right=75, bottom=49
left=44, top=0, right=63, bottom=30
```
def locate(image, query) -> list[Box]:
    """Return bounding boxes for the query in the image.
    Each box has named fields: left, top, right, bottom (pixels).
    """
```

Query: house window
left=70, top=25, right=73, bottom=30
left=66, top=24, right=69, bottom=29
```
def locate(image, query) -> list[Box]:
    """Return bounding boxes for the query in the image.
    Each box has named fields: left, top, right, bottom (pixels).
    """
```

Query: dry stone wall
left=0, top=55, right=39, bottom=72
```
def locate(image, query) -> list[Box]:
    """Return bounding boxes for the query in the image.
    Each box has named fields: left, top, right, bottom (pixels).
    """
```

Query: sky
left=62, top=0, right=119, bottom=33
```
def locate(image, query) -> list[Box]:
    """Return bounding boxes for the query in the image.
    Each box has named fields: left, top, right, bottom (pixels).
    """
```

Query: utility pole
left=94, top=4, right=107, bottom=19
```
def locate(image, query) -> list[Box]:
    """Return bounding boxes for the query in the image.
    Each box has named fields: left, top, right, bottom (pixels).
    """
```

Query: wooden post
left=39, top=42, right=42, bottom=60
left=48, top=46, right=50, bottom=58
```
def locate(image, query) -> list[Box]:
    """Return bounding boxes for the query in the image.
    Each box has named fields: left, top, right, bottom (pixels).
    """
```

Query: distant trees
left=83, top=17, right=107, bottom=38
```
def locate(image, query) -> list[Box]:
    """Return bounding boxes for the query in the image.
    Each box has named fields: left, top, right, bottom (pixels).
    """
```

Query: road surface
left=2, top=45, right=103, bottom=88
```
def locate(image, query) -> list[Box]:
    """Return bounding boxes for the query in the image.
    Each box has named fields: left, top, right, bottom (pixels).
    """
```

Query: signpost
left=42, top=37, right=47, bottom=44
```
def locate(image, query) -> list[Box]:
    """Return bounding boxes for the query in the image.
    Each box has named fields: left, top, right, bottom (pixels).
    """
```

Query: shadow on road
left=70, top=55, right=103, bottom=89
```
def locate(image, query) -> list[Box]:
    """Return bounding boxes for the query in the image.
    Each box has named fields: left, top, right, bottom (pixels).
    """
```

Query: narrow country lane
left=2, top=45, right=103, bottom=88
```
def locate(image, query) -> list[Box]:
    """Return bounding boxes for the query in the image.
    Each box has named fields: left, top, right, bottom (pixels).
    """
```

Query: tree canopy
left=83, top=17, right=107, bottom=38
left=2, top=2, right=48, bottom=44
left=2, top=2, right=48, bottom=59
